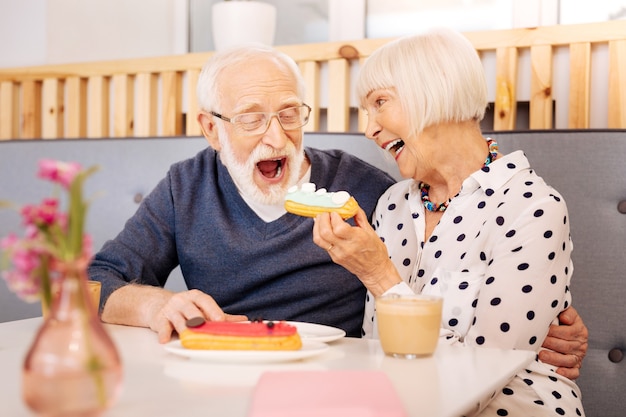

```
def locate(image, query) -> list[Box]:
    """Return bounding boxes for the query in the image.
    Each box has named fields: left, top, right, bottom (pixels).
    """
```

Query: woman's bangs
left=357, top=52, right=395, bottom=105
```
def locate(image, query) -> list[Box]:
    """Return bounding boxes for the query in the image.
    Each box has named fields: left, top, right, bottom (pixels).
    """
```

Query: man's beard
left=216, top=125, right=306, bottom=205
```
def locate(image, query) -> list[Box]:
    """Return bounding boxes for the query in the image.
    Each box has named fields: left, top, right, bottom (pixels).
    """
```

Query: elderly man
left=88, top=44, right=587, bottom=379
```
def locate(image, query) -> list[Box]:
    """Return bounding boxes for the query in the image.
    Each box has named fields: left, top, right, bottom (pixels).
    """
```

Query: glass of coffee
left=86, top=280, right=102, bottom=313
left=375, top=293, right=443, bottom=359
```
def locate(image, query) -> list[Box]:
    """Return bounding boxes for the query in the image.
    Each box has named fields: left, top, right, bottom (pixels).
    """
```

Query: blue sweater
left=89, top=147, right=396, bottom=337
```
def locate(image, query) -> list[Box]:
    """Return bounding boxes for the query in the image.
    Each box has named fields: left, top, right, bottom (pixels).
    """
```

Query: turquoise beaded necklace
left=420, top=138, right=499, bottom=212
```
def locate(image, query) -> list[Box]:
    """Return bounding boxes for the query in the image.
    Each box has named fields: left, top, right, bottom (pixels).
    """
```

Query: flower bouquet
left=0, top=159, right=123, bottom=417
left=1, top=160, right=96, bottom=312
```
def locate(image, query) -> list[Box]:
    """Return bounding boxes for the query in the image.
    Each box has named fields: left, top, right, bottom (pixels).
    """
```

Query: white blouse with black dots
left=363, top=150, right=585, bottom=416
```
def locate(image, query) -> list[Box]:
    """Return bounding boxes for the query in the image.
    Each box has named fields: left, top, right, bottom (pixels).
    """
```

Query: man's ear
left=197, top=111, right=221, bottom=151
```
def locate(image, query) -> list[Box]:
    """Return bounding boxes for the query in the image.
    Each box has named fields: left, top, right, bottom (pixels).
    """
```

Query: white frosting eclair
left=284, top=182, right=359, bottom=219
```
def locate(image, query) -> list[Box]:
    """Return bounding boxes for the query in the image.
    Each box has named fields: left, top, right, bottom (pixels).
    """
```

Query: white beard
left=216, top=124, right=306, bottom=205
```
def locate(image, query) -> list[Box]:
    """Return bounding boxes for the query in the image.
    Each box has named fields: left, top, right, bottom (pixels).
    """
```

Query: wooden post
left=87, top=75, right=110, bottom=138
left=0, top=81, right=18, bottom=140
left=135, top=73, right=158, bottom=137
left=66, top=77, right=87, bottom=138
left=608, top=39, right=626, bottom=128
left=529, top=45, right=553, bottom=129
left=161, top=71, right=183, bottom=136
left=568, top=42, right=591, bottom=129
left=493, top=47, right=518, bottom=131
left=299, top=61, right=321, bottom=132
left=21, top=80, right=42, bottom=139
left=113, top=74, right=135, bottom=138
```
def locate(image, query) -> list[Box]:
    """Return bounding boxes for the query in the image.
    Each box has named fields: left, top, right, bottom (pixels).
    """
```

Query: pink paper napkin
left=248, top=370, right=408, bottom=417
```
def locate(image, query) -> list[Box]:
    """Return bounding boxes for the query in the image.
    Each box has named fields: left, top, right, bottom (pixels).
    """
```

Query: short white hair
left=357, top=27, right=488, bottom=136
left=196, top=44, right=306, bottom=112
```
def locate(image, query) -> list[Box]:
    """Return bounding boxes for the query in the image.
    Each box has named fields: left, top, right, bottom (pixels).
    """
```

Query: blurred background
left=1, top=0, right=624, bottom=68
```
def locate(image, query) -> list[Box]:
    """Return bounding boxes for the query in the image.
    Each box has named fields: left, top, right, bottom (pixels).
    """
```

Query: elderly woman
left=313, top=28, right=585, bottom=416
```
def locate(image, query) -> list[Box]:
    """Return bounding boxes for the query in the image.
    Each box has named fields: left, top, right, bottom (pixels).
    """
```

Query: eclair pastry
left=179, top=318, right=302, bottom=351
left=284, top=182, right=359, bottom=219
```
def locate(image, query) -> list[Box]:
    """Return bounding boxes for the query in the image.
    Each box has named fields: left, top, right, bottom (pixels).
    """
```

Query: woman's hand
left=313, top=208, right=402, bottom=296
left=539, top=306, right=588, bottom=379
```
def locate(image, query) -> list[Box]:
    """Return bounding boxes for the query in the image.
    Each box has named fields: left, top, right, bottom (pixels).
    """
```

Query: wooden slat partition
left=569, top=43, right=592, bottom=129
left=529, top=45, right=553, bottom=129
left=41, top=78, right=64, bottom=139
left=135, top=73, right=158, bottom=137
left=87, top=76, right=109, bottom=138
left=161, top=71, right=183, bottom=136
left=327, top=59, right=351, bottom=132
left=608, top=39, right=626, bottom=128
left=0, top=81, right=18, bottom=138
left=66, top=77, right=87, bottom=138
left=299, top=61, right=321, bottom=132
left=21, top=81, right=42, bottom=139
left=0, top=20, right=625, bottom=141
left=186, top=69, right=202, bottom=137
left=494, top=47, right=518, bottom=131
left=113, top=74, right=134, bottom=138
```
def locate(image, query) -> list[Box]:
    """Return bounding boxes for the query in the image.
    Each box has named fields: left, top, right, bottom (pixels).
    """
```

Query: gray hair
left=356, top=28, right=488, bottom=137
left=196, top=44, right=306, bottom=112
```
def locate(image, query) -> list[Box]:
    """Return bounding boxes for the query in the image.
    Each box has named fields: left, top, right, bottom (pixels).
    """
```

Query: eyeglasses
left=209, top=104, right=311, bottom=136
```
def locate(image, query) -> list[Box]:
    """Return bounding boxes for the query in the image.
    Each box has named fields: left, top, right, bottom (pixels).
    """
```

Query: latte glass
left=42, top=280, right=102, bottom=317
left=86, top=280, right=102, bottom=313
left=376, top=294, right=443, bottom=359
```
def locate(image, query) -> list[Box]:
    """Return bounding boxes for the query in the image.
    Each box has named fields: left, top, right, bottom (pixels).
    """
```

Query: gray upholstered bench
left=1, top=130, right=624, bottom=416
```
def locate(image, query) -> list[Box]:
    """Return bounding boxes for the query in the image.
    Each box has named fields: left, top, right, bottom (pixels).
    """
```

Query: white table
left=0, top=318, right=534, bottom=417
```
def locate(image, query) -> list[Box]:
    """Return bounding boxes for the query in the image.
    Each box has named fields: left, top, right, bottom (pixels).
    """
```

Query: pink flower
left=37, top=159, right=83, bottom=189
left=11, top=246, right=40, bottom=274
left=21, top=198, right=64, bottom=228
left=0, top=236, right=44, bottom=302
left=1, top=159, right=98, bottom=304
left=1, top=269, right=41, bottom=302
left=0, top=233, right=19, bottom=250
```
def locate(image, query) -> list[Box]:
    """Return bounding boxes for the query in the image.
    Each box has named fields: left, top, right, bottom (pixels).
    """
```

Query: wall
left=0, top=0, right=47, bottom=68
left=0, top=1, right=623, bottom=130
left=0, top=0, right=187, bottom=68
left=189, top=0, right=330, bottom=52
left=2, top=0, right=624, bottom=68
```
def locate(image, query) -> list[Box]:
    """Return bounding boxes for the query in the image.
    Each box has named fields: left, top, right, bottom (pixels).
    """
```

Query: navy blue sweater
left=89, top=147, right=396, bottom=337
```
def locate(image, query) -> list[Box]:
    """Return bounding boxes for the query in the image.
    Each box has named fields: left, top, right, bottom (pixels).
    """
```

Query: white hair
left=357, top=27, right=488, bottom=137
left=196, top=44, right=306, bottom=112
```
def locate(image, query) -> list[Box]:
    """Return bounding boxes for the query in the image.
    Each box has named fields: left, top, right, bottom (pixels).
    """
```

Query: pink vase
left=22, top=264, right=123, bottom=416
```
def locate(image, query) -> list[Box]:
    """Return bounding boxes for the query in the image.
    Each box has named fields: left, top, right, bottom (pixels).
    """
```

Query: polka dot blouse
left=363, top=150, right=584, bottom=416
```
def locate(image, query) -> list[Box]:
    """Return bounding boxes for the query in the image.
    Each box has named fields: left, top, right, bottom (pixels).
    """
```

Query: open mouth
left=384, top=139, right=405, bottom=158
left=256, top=157, right=287, bottom=179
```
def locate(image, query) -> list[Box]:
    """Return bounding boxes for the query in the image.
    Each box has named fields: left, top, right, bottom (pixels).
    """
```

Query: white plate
left=164, top=340, right=330, bottom=364
left=285, top=321, right=346, bottom=343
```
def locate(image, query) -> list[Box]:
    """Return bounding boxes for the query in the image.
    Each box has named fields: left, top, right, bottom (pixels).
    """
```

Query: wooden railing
left=0, top=20, right=625, bottom=140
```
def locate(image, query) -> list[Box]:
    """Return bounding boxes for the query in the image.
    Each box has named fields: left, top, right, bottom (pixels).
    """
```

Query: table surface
left=0, top=318, right=534, bottom=417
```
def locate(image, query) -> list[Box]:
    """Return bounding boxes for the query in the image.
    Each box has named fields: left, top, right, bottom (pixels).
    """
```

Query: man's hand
left=100, top=284, right=248, bottom=344
left=150, top=289, right=248, bottom=343
left=539, top=306, right=588, bottom=379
